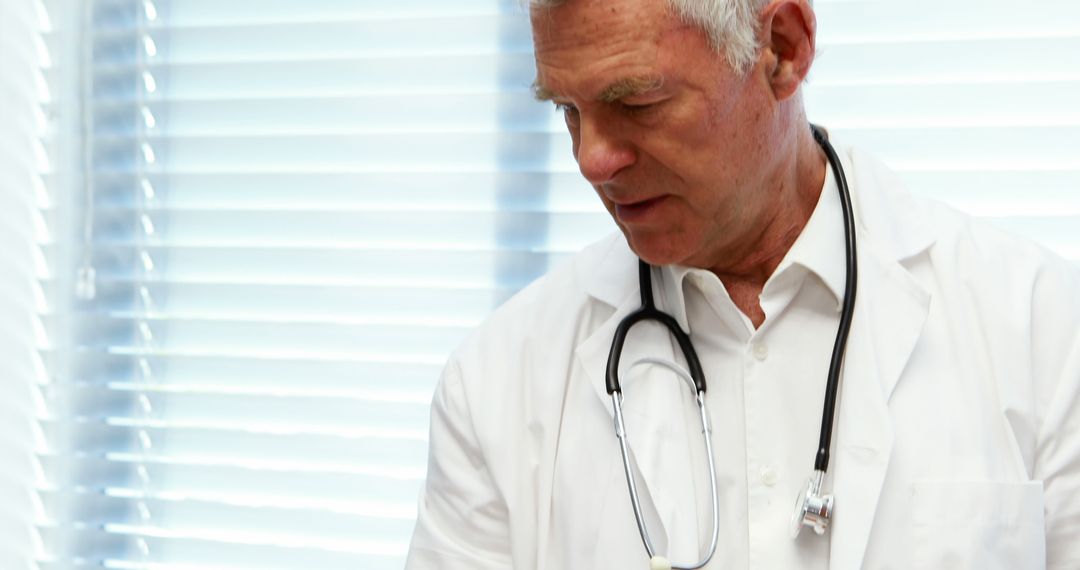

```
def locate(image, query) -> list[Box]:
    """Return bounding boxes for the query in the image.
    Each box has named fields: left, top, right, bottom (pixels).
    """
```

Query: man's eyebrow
left=532, top=75, right=665, bottom=103
left=598, top=75, right=664, bottom=103
left=532, top=81, right=557, bottom=102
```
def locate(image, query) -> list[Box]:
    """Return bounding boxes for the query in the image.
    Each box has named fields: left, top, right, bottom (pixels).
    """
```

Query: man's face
left=532, top=0, right=782, bottom=269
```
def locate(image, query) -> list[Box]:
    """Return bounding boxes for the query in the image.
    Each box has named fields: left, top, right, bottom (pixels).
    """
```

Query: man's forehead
left=529, top=0, right=690, bottom=103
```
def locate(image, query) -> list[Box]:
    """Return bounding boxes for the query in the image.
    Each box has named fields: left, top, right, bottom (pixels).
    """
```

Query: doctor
left=406, top=0, right=1080, bottom=568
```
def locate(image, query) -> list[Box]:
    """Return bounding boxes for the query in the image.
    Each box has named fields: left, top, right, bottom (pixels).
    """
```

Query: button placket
left=760, top=465, right=779, bottom=487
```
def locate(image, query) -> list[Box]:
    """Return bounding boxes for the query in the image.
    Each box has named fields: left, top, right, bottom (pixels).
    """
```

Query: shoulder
left=448, top=231, right=630, bottom=379
left=843, top=144, right=1079, bottom=292
left=846, top=146, right=1080, bottom=404
left=438, top=232, right=632, bottom=459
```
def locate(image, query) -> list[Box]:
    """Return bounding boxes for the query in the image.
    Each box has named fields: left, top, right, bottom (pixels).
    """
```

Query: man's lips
left=613, top=195, right=669, bottom=223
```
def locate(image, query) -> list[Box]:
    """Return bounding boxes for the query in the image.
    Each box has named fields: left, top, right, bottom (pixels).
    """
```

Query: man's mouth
left=614, top=195, right=668, bottom=223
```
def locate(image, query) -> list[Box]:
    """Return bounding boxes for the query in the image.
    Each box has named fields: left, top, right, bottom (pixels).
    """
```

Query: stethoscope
left=605, top=124, right=857, bottom=570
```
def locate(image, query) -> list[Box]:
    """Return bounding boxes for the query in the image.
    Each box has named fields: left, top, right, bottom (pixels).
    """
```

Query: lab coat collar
left=574, top=142, right=935, bottom=566
left=842, top=144, right=936, bottom=264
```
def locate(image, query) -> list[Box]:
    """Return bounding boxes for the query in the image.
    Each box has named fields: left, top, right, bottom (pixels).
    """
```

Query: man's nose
left=574, top=116, right=635, bottom=184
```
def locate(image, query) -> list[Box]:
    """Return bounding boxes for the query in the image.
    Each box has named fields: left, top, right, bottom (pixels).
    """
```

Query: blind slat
left=38, top=526, right=406, bottom=570
left=86, top=171, right=596, bottom=210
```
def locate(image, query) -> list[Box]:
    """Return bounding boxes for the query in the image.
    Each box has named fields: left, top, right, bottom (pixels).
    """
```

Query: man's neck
left=711, top=125, right=828, bottom=328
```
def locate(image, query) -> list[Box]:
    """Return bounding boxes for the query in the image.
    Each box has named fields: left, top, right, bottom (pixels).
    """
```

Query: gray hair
left=529, top=0, right=784, bottom=73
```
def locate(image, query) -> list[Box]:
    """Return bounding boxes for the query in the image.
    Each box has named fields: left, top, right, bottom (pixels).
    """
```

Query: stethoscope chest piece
left=790, top=470, right=834, bottom=538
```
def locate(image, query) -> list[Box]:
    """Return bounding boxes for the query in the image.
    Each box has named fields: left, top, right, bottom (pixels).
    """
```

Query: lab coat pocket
left=910, top=480, right=1045, bottom=570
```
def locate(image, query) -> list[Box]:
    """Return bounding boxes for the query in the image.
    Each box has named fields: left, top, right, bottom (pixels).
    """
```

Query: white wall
left=0, top=0, right=50, bottom=567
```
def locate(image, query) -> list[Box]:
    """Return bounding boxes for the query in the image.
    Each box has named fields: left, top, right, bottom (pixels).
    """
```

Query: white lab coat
left=406, top=145, right=1080, bottom=570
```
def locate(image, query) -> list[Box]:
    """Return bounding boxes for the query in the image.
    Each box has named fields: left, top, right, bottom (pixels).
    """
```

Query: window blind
left=1, top=0, right=61, bottom=569
left=60, top=1, right=605, bottom=569
left=47, top=0, right=1080, bottom=569
left=806, top=0, right=1080, bottom=262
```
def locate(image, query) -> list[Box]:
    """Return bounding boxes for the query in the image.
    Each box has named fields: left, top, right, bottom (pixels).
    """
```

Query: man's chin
left=623, top=231, right=692, bottom=268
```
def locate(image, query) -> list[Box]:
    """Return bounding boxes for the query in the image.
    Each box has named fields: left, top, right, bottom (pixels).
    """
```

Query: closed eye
left=620, top=100, right=661, bottom=117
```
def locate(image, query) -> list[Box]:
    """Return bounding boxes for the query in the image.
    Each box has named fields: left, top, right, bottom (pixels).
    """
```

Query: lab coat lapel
left=574, top=245, right=701, bottom=559
left=824, top=144, right=934, bottom=569
left=827, top=241, right=930, bottom=570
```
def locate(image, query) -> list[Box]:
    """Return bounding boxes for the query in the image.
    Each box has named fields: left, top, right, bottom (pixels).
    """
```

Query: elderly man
left=406, top=0, right=1080, bottom=568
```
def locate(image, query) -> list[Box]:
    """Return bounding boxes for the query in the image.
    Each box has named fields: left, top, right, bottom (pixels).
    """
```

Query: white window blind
left=60, top=1, right=605, bottom=569
left=1, top=0, right=55, bottom=568
left=38, top=1, right=1080, bottom=570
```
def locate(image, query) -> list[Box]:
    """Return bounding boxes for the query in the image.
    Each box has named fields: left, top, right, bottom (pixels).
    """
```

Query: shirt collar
left=656, top=163, right=846, bottom=333
left=774, top=157, right=847, bottom=310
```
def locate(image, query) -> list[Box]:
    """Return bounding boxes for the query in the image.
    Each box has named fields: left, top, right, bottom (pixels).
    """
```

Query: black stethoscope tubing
left=813, top=123, right=857, bottom=473
left=604, top=124, right=856, bottom=551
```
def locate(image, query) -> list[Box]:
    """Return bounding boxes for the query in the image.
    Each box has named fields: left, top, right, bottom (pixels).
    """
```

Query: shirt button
left=752, top=343, right=768, bottom=361
left=760, top=465, right=779, bottom=487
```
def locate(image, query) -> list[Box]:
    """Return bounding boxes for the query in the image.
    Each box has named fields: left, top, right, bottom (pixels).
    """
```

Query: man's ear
left=759, top=0, right=816, bottom=101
